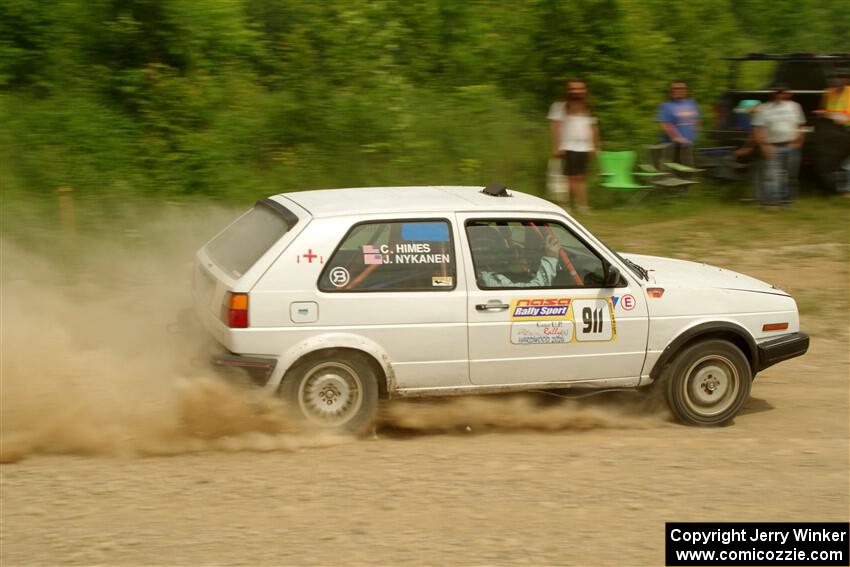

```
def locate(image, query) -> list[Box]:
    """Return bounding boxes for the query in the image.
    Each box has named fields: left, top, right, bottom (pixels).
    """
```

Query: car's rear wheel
left=664, top=339, right=752, bottom=426
left=280, top=351, right=379, bottom=435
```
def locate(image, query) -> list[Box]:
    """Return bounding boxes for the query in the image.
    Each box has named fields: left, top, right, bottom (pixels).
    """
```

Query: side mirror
left=604, top=265, right=622, bottom=288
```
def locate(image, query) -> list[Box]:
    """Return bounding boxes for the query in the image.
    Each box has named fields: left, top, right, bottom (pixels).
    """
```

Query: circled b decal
left=329, top=267, right=350, bottom=288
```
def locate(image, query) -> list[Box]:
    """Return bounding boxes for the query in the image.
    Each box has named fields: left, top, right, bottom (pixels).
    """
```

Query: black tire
left=664, top=339, right=752, bottom=426
left=280, top=351, right=379, bottom=435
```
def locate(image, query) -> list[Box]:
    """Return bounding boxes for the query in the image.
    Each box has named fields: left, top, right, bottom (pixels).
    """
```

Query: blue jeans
left=751, top=158, right=763, bottom=201
left=762, top=146, right=800, bottom=204
left=838, top=158, right=850, bottom=193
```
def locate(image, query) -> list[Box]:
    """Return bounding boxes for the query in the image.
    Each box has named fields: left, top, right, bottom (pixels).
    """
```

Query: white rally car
left=192, top=185, right=809, bottom=432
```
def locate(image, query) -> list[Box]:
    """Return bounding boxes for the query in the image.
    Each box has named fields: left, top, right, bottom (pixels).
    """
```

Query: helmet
left=468, top=226, right=510, bottom=273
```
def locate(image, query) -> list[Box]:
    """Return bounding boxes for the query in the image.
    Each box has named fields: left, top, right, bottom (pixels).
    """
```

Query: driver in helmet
left=469, top=227, right=561, bottom=288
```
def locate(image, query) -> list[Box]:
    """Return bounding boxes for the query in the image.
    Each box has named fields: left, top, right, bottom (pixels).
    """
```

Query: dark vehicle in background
left=707, top=53, right=850, bottom=191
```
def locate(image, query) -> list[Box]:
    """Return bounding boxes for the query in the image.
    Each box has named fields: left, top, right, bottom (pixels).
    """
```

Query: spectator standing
left=732, top=100, right=764, bottom=200
left=548, top=78, right=600, bottom=214
left=822, top=70, right=850, bottom=126
left=752, top=84, right=806, bottom=208
left=657, top=81, right=701, bottom=167
left=821, top=70, right=850, bottom=193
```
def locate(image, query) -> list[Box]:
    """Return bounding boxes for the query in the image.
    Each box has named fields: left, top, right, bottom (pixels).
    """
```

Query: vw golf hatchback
left=193, top=185, right=809, bottom=432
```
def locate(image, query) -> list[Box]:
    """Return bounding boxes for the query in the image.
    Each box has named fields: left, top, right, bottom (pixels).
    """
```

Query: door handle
left=476, top=301, right=510, bottom=311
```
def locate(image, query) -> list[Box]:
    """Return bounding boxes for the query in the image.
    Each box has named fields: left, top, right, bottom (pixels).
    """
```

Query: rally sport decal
left=509, top=297, right=616, bottom=345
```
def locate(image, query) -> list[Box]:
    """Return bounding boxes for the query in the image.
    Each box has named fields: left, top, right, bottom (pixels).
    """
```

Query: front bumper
left=756, top=332, right=810, bottom=371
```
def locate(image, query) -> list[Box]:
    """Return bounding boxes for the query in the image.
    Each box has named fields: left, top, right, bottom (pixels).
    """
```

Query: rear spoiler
left=257, top=198, right=299, bottom=227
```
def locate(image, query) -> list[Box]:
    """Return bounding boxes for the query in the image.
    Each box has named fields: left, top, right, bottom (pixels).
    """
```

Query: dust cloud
left=1, top=203, right=345, bottom=463
left=380, top=392, right=668, bottom=434
left=1, top=202, right=665, bottom=464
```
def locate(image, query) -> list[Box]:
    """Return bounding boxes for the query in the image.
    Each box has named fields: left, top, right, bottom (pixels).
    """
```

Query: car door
left=312, top=217, right=468, bottom=390
left=458, top=213, right=649, bottom=386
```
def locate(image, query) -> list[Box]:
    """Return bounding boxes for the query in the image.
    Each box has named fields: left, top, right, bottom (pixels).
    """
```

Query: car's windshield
left=584, top=233, right=648, bottom=281
left=206, top=201, right=296, bottom=278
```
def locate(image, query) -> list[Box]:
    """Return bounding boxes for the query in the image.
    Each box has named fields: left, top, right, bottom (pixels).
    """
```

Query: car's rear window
left=206, top=200, right=296, bottom=278
left=319, top=220, right=456, bottom=292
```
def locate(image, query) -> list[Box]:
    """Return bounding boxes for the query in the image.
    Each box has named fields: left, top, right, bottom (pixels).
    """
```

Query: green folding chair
left=597, top=151, right=656, bottom=203
left=598, top=151, right=651, bottom=188
left=664, top=161, right=704, bottom=174
left=639, top=144, right=699, bottom=188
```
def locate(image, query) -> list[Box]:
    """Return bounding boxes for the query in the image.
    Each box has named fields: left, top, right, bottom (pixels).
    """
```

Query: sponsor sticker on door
left=509, top=298, right=572, bottom=321
left=510, top=321, right=575, bottom=345
left=509, top=297, right=616, bottom=343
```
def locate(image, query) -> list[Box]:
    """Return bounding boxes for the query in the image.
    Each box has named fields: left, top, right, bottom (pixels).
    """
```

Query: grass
left=583, top=187, right=850, bottom=259
left=3, top=174, right=848, bottom=274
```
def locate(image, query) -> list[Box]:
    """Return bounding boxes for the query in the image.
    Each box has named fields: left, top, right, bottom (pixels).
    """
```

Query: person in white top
left=752, top=84, right=806, bottom=207
left=548, top=78, right=601, bottom=213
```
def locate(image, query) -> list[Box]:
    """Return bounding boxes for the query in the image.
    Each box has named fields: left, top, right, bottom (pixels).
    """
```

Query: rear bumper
left=174, top=308, right=278, bottom=388
left=212, top=351, right=277, bottom=388
left=756, top=332, right=810, bottom=371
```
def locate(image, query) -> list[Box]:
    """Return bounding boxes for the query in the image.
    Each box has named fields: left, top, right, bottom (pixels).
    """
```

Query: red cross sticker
left=297, top=249, right=323, bottom=264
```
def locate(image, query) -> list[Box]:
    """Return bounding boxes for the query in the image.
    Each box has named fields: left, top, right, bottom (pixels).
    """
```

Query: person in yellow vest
left=821, top=70, right=850, bottom=126
left=819, top=70, right=850, bottom=193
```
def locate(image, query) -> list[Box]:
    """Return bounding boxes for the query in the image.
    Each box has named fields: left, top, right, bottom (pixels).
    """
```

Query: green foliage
left=1, top=0, right=848, bottom=224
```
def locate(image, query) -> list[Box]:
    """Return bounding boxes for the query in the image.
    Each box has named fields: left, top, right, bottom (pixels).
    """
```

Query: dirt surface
left=1, top=206, right=848, bottom=566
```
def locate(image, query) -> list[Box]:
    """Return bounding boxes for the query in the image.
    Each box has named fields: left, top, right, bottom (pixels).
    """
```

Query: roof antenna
left=482, top=183, right=511, bottom=197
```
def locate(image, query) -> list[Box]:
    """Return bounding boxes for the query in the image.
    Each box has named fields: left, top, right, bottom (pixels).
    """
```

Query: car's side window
left=319, top=220, right=456, bottom=292
left=466, top=220, right=609, bottom=289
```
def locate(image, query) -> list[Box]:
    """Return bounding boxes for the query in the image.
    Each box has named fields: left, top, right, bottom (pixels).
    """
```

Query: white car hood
left=622, top=253, right=788, bottom=296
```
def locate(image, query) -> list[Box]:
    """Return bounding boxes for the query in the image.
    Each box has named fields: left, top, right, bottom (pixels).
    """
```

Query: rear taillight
left=221, top=292, right=249, bottom=328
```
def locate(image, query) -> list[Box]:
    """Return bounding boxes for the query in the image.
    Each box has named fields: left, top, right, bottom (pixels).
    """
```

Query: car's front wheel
left=280, top=351, right=379, bottom=435
left=664, top=339, right=752, bottom=426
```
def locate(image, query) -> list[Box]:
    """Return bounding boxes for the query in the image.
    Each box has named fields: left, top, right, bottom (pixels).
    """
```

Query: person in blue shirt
left=656, top=81, right=701, bottom=167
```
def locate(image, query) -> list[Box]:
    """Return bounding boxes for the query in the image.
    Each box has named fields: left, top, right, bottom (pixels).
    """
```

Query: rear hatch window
left=205, top=199, right=297, bottom=278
